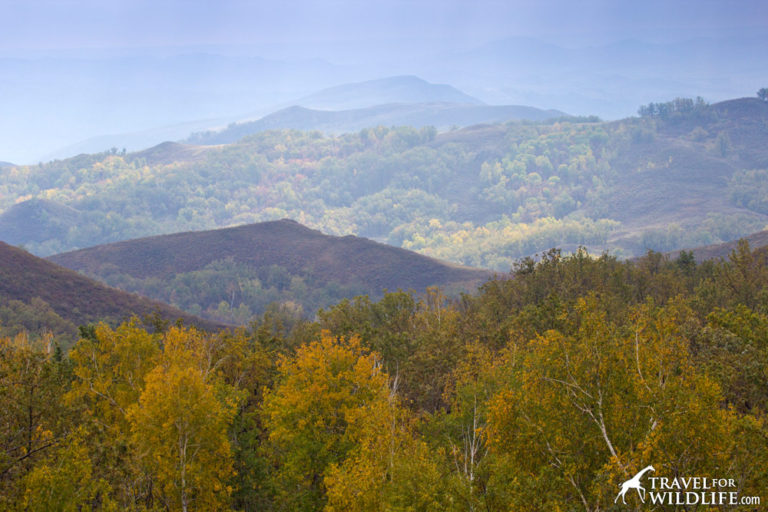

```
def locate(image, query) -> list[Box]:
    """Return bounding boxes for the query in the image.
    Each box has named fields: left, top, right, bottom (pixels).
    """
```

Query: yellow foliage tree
left=485, top=296, right=742, bottom=511
left=262, top=331, right=389, bottom=511
left=21, top=430, right=117, bottom=512
left=324, top=387, right=450, bottom=512
left=127, top=327, right=242, bottom=512
left=66, top=320, right=160, bottom=505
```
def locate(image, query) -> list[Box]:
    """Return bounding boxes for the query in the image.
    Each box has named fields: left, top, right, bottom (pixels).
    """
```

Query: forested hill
left=48, top=220, right=492, bottom=324
left=665, top=228, right=768, bottom=263
left=3, top=95, right=768, bottom=269
left=0, top=242, right=223, bottom=343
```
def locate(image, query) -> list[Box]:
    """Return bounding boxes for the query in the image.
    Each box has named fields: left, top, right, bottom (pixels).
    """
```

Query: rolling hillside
left=48, top=219, right=493, bottom=324
left=0, top=198, right=85, bottom=247
left=3, top=95, right=768, bottom=269
left=593, top=97, right=768, bottom=254
left=0, top=242, right=224, bottom=343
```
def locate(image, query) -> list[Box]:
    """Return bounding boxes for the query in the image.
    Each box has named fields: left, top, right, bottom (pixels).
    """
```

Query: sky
left=2, top=0, right=766, bottom=54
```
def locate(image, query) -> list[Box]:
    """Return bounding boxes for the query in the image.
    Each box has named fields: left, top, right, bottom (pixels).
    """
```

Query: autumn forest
left=2, top=242, right=767, bottom=511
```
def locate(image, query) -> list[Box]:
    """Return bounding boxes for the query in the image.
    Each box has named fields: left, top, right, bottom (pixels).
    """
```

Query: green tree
left=21, top=430, right=116, bottom=512
left=0, top=332, right=72, bottom=508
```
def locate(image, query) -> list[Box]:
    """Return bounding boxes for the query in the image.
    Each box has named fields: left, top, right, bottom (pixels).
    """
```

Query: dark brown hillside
left=49, top=219, right=493, bottom=294
left=0, top=241, right=224, bottom=338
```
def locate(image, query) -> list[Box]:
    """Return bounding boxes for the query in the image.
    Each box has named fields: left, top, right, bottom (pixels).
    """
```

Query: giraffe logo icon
left=615, top=465, right=655, bottom=504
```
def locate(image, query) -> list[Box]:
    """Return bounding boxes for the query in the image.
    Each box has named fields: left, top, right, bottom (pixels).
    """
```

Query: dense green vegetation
left=90, top=259, right=367, bottom=325
left=730, top=169, right=768, bottom=215
left=3, top=96, right=766, bottom=268
left=1, top=242, right=767, bottom=510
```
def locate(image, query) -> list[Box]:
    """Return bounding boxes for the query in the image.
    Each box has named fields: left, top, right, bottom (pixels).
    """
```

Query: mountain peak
left=295, top=75, right=483, bottom=110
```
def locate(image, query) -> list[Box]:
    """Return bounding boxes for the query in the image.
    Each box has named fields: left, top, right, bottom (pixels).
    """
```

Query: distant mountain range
left=186, top=75, right=564, bottom=145
left=40, top=118, right=231, bottom=163
left=3, top=95, right=767, bottom=270
left=188, top=102, right=568, bottom=145
left=44, top=75, right=554, bottom=158
left=0, top=241, right=222, bottom=343
left=3, top=34, right=766, bottom=164
left=293, top=75, right=484, bottom=110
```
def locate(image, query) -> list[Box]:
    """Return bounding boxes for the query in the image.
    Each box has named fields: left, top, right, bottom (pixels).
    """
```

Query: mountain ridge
left=187, top=102, right=568, bottom=145
left=664, top=229, right=768, bottom=263
left=48, top=219, right=492, bottom=288
left=47, top=219, right=493, bottom=323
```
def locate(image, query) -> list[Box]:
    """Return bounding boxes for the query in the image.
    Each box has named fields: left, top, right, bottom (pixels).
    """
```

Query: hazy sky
left=1, top=0, right=766, bottom=163
left=3, top=0, right=766, bottom=55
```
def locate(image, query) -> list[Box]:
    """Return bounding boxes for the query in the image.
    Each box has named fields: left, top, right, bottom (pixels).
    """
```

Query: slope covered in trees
left=1, top=96, right=767, bottom=269
left=1, top=242, right=767, bottom=510
left=48, top=219, right=492, bottom=324
left=0, top=242, right=223, bottom=343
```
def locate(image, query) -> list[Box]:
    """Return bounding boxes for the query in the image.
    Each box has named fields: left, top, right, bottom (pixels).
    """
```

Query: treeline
left=2, top=241, right=767, bottom=510
left=637, top=96, right=709, bottom=118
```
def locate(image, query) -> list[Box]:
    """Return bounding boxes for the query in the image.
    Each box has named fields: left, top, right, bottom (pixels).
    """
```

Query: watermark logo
left=615, top=465, right=654, bottom=504
left=614, top=466, right=762, bottom=507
